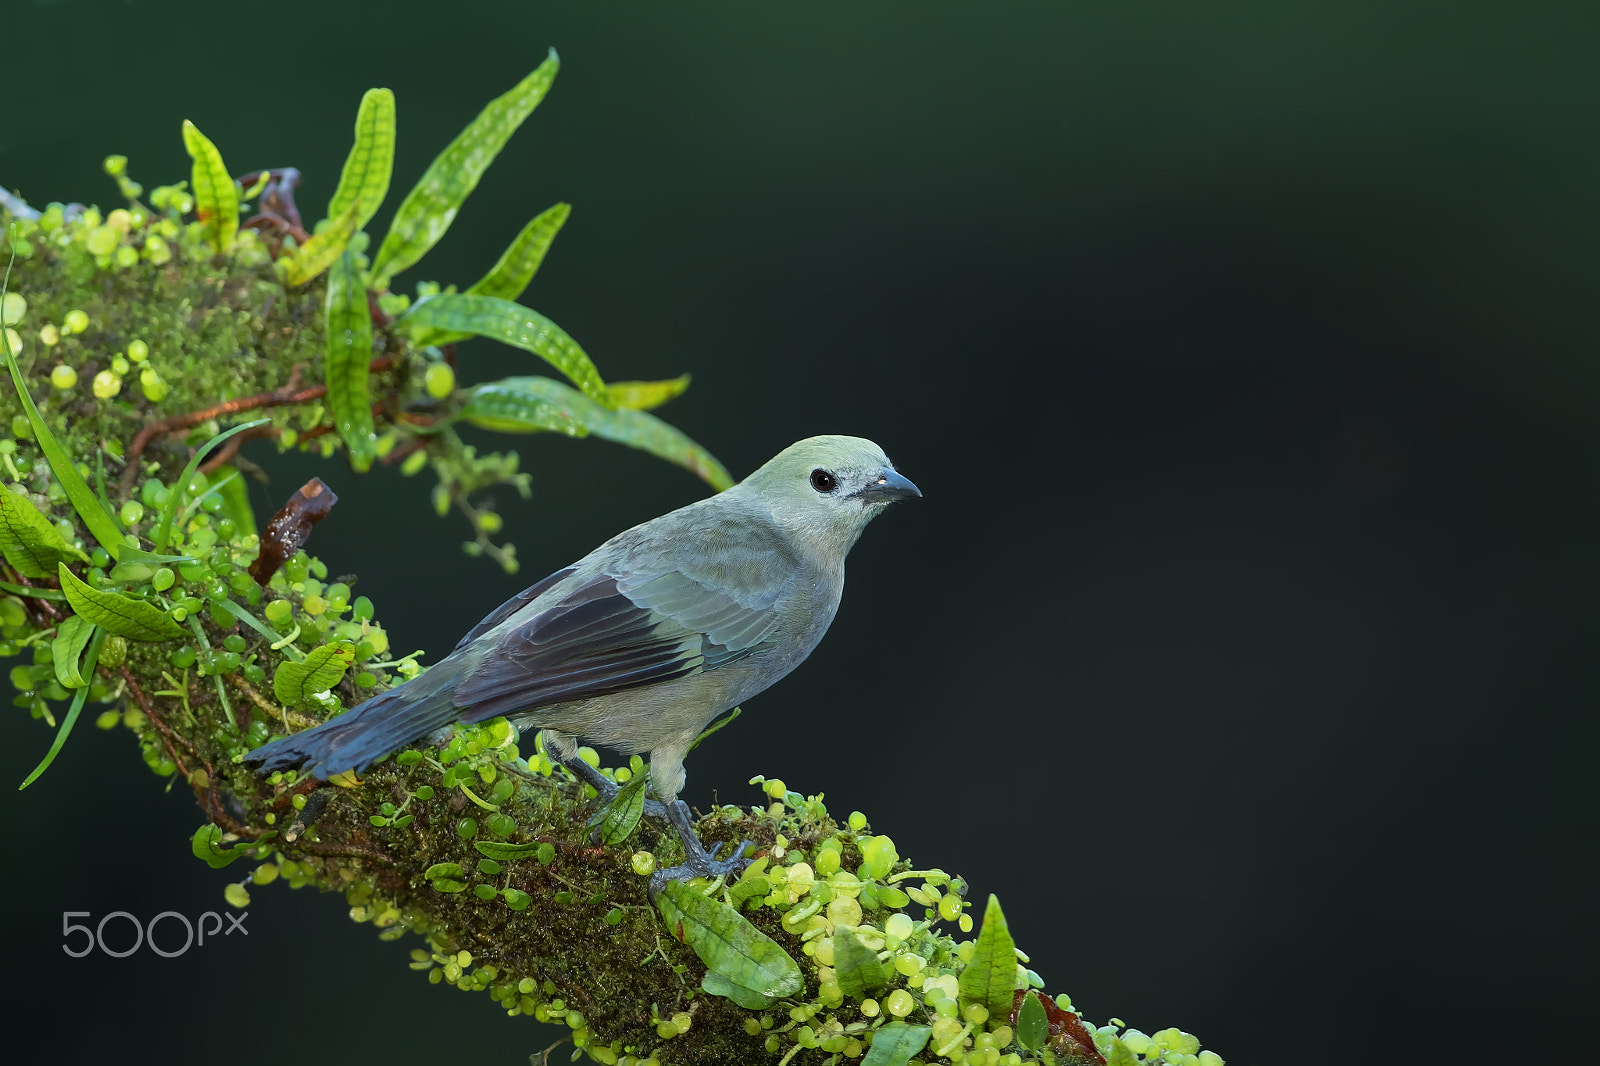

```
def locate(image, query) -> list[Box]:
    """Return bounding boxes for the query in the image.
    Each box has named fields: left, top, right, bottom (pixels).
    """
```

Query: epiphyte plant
left=11, top=48, right=729, bottom=574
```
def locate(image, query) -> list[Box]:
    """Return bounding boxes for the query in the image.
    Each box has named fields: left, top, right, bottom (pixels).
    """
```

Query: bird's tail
left=244, top=664, right=460, bottom=779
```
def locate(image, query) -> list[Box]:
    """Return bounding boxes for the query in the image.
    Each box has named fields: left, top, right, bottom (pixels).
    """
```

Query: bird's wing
left=451, top=566, right=575, bottom=653
left=450, top=514, right=797, bottom=721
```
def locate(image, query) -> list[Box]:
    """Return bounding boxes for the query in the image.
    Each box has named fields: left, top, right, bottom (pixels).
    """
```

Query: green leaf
left=656, top=880, right=803, bottom=1008
left=699, top=972, right=779, bottom=1011
left=272, top=639, right=356, bottom=706
left=105, top=545, right=196, bottom=585
left=51, top=615, right=98, bottom=689
left=958, top=894, right=1019, bottom=1023
left=463, top=376, right=734, bottom=490
left=861, top=1023, right=933, bottom=1066
left=181, top=119, right=239, bottom=253
left=0, top=299, right=124, bottom=560
left=832, top=927, right=890, bottom=998
left=151, top=419, right=271, bottom=554
left=585, top=770, right=647, bottom=846
left=467, top=200, right=570, bottom=299
left=408, top=202, right=572, bottom=347
left=0, top=488, right=90, bottom=577
left=280, top=201, right=361, bottom=288
left=325, top=250, right=377, bottom=472
left=0, top=580, right=64, bottom=602
left=326, top=87, right=395, bottom=231
left=191, top=823, right=245, bottom=869
left=1016, top=990, right=1048, bottom=1052
left=57, top=563, right=184, bottom=642
left=18, top=626, right=104, bottom=789
left=370, top=52, right=560, bottom=288
left=424, top=862, right=465, bottom=880
left=401, top=294, right=608, bottom=405
left=459, top=380, right=586, bottom=436
left=607, top=375, right=691, bottom=411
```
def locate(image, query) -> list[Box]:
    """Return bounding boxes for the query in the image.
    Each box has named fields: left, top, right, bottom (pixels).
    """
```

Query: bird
left=245, top=435, right=920, bottom=888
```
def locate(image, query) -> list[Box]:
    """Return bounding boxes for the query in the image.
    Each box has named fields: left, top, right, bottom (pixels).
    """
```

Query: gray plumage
left=246, top=435, right=918, bottom=882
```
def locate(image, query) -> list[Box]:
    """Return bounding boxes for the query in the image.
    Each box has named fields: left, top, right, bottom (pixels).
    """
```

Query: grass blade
left=151, top=418, right=271, bottom=554
left=18, top=625, right=106, bottom=789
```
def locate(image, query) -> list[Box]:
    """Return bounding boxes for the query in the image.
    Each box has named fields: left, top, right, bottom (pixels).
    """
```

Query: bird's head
left=739, top=435, right=921, bottom=553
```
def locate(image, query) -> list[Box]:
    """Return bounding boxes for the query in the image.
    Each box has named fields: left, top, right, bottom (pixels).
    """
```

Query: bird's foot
left=646, top=797, right=757, bottom=897
left=648, top=838, right=757, bottom=899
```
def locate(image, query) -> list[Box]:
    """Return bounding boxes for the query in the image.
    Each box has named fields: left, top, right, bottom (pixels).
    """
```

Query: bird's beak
left=854, top=469, right=922, bottom=504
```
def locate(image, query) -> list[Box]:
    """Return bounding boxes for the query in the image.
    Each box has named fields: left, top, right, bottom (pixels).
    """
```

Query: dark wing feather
left=451, top=566, right=576, bottom=652
left=449, top=527, right=793, bottom=722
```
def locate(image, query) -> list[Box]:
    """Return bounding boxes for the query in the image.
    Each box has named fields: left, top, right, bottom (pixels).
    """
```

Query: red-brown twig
left=119, top=357, right=397, bottom=493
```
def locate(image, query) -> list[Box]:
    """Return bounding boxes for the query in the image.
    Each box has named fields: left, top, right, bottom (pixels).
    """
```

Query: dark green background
left=4, top=2, right=1594, bottom=1062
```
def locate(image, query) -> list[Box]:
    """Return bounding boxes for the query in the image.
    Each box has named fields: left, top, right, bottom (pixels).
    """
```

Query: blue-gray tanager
left=246, top=435, right=919, bottom=886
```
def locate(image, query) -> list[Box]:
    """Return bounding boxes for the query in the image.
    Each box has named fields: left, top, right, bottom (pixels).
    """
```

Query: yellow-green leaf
left=958, top=894, right=1019, bottom=1023
left=281, top=201, right=362, bottom=288
left=608, top=374, right=691, bottom=411
left=57, top=563, right=184, bottom=642
left=401, top=293, right=608, bottom=405
left=0, top=488, right=89, bottom=577
left=325, top=250, right=377, bottom=471
left=1105, top=1038, right=1140, bottom=1066
left=459, top=381, right=585, bottom=436
left=51, top=615, right=98, bottom=689
left=409, top=201, right=572, bottom=347
left=326, top=87, right=395, bottom=231
left=464, top=376, right=733, bottom=490
left=181, top=120, right=238, bottom=253
left=272, top=640, right=355, bottom=706
left=468, top=200, right=569, bottom=302
left=192, top=823, right=245, bottom=869
left=370, top=52, right=559, bottom=288
left=657, top=880, right=803, bottom=1008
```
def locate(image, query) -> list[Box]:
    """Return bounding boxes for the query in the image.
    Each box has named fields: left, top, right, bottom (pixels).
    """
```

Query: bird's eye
left=809, top=468, right=838, bottom=493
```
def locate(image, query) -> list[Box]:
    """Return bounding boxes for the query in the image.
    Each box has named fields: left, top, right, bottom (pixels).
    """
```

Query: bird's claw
left=647, top=839, right=756, bottom=899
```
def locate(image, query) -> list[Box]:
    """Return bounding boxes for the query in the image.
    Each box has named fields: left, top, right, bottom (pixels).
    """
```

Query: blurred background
left=3, top=1, right=1594, bottom=1062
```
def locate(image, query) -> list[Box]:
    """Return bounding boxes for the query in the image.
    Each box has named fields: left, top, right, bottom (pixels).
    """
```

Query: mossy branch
left=0, top=66, right=1224, bottom=1066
